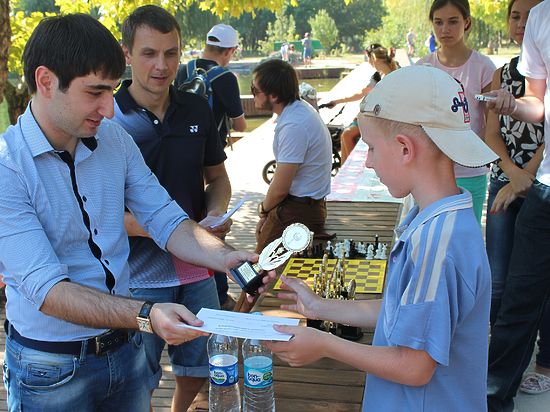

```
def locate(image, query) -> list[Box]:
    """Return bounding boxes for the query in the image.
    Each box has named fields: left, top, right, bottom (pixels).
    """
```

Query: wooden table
left=255, top=290, right=377, bottom=412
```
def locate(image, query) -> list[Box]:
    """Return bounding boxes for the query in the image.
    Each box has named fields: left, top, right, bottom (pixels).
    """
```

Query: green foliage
left=0, top=99, right=9, bottom=133
left=258, top=10, right=297, bottom=55
left=14, top=0, right=58, bottom=13
left=287, top=0, right=384, bottom=52
left=365, top=0, right=430, bottom=51
left=228, top=9, right=274, bottom=51
left=308, top=9, right=338, bottom=52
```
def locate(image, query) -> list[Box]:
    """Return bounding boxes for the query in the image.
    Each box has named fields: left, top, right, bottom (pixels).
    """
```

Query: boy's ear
left=395, top=134, right=415, bottom=164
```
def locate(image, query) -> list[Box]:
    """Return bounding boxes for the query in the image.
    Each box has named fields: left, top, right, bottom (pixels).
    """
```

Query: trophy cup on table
left=230, top=223, right=313, bottom=295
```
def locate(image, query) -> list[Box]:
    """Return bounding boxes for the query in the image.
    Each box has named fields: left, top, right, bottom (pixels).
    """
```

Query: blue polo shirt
left=363, top=190, right=490, bottom=411
left=114, top=81, right=226, bottom=288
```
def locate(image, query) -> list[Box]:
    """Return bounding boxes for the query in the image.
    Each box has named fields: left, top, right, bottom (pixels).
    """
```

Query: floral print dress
left=490, top=56, right=545, bottom=182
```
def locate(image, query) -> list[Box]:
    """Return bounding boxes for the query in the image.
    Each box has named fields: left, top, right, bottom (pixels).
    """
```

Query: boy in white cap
left=176, top=23, right=247, bottom=310
left=268, top=65, right=497, bottom=411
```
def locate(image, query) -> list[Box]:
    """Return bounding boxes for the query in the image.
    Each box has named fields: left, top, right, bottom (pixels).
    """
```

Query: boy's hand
left=277, top=274, right=323, bottom=319
left=266, top=325, right=329, bottom=367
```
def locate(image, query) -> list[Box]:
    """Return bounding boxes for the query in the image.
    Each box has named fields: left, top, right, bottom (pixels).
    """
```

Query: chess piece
left=380, top=244, right=388, bottom=260
left=374, top=245, right=382, bottom=259
left=230, top=223, right=313, bottom=294
left=366, top=244, right=375, bottom=260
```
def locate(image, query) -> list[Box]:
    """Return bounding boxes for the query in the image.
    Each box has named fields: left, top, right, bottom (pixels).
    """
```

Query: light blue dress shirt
left=0, top=105, right=188, bottom=341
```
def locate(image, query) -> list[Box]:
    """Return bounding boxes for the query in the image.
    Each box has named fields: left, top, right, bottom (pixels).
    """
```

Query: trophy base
left=229, top=261, right=265, bottom=295
left=306, top=319, right=325, bottom=330
left=338, top=324, right=364, bottom=341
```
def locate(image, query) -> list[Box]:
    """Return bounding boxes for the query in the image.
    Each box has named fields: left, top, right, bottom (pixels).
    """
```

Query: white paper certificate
left=178, top=308, right=300, bottom=341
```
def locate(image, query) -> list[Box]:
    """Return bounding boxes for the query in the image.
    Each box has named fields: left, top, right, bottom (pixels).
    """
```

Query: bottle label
left=244, top=356, right=273, bottom=389
left=209, top=354, right=239, bottom=387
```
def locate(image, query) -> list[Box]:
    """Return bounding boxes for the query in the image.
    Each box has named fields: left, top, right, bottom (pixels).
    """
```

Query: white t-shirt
left=518, top=0, right=550, bottom=186
left=417, top=51, right=496, bottom=178
left=273, top=100, right=332, bottom=199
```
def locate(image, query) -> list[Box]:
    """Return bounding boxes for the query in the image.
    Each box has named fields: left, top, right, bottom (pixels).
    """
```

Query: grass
left=0, top=99, right=9, bottom=134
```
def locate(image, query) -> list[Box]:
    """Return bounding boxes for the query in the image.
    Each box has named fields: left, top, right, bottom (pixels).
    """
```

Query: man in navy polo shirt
left=113, top=6, right=231, bottom=411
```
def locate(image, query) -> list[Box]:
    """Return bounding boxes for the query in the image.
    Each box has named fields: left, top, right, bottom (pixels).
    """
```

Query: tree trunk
left=5, top=81, right=30, bottom=125
left=0, top=0, right=11, bottom=105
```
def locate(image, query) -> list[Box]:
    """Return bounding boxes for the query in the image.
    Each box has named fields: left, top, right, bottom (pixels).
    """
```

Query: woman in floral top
left=485, top=0, right=544, bottom=325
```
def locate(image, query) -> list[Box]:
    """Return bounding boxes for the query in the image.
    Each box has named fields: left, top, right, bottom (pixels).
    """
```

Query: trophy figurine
left=230, top=223, right=313, bottom=295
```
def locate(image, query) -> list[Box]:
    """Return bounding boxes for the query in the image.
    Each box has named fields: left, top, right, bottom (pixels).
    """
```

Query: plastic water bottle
left=242, top=338, right=276, bottom=412
left=208, top=334, right=241, bottom=412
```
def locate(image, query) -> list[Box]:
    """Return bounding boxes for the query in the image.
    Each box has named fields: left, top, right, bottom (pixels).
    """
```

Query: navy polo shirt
left=114, top=80, right=226, bottom=221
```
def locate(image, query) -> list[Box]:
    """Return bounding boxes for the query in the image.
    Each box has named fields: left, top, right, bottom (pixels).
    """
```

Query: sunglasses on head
left=366, top=43, right=383, bottom=57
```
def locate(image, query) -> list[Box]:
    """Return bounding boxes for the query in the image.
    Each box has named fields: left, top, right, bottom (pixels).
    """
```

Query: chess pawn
left=374, top=245, right=382, bottom=260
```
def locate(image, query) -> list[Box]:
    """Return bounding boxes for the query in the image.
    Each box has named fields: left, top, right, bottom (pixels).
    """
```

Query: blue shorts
left=4, top=332, right=150, bottom=412
left=303, top=48, right=313, bottom=59
left=130, top=277, right=220, bottom=389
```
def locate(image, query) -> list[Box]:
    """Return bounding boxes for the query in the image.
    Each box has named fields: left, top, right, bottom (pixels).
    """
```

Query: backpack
left=178, top=60, right=229, bottom=111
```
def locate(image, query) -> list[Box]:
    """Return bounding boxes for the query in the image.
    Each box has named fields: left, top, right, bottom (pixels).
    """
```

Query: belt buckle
left=94, top=330, right=126, bottom=356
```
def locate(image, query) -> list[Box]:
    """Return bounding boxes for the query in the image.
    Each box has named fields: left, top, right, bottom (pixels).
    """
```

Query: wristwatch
left=137, top=301, right=155, bottom=334
left=257, top=202, right=268, bottom=218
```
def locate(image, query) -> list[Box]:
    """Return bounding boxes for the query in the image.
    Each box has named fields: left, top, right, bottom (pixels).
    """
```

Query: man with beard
left=251, top=60, right=332, bottom=253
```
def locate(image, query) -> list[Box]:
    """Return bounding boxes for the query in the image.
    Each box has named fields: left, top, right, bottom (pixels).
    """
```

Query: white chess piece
left=366, top=244, right=374, bottom=260
left=374, top=245, right=382, bottom=259
left=380, top=244, right=388, bottom=260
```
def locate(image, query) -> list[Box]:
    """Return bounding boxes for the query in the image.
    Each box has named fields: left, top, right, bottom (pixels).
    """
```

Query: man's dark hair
left=23, top=14, right=126, bottom=94
left=121, top=5, right=181, bottom=52
left=253, top=60, right=300, bottom=106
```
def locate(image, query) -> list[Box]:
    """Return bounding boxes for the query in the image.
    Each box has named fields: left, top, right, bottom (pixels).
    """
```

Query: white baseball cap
left=360, top=65, right=498, bottom=168
left=206, top=24, right=239, bottom=48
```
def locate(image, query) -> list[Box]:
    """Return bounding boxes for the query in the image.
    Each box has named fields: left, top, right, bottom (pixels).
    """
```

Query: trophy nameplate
left=230, top=223, right=313, bottom=295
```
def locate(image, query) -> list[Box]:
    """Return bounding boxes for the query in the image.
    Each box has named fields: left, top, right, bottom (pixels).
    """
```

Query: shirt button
left=153, top=120, right=159, bottom=125
left=94, top=229, right=98, bottom=235
left=82, top=196, right=87, bottom=202
left=105, top=259, right=110, bottom=265
left=392, top=257, right=397, bottom=263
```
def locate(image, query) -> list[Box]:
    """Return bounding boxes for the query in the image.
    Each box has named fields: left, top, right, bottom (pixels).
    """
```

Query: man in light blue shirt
left=0, top=14, right=270, bottom=412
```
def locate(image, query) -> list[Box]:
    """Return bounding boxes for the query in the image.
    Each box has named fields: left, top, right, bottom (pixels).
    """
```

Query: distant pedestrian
left=426, top=31, right=437, bottom=53
left=302, top=32, right=313, bottom=66
left=406, top=28, right=416, bottom=56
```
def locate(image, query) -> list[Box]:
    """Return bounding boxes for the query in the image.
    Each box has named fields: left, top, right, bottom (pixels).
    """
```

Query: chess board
left=275, top=258, right=387, bottom=294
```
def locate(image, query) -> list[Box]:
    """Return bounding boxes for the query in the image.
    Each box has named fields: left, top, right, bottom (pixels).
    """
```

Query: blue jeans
left=486, top=178, right=525, bottom=325
left=130, top=277, right=220, bottom=390
left=488, top=181, right=550, bottom=411
left=3, top=331, right=149, bottom=412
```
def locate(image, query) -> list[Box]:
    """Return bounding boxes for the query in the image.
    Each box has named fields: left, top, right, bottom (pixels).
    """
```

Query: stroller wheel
left=262, top=160, right=277, bottom=184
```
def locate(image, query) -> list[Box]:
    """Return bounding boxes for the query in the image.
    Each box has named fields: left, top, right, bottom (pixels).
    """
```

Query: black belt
left=286, top=194, right=325, bottom=205
left=5, top=321, right=130, bottom=356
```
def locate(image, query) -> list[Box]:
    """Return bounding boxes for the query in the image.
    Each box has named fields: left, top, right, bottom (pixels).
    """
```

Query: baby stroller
left=261, top=84, right=343, bottom=185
